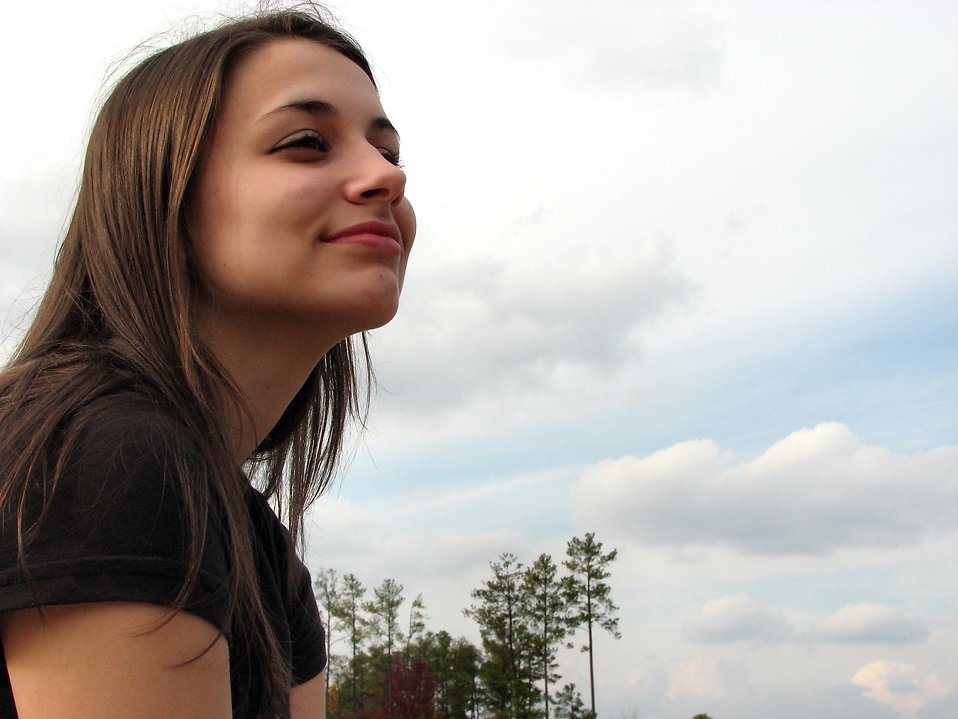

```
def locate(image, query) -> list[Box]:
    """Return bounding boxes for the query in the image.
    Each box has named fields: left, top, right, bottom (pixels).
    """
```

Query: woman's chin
left=354, top=296, right=402, bottom=333
left=322, top=285, right=403, bottom=336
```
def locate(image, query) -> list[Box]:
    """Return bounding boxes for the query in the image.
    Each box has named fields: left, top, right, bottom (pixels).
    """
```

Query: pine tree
left=364, top=578, right=405, bottom=663
left=333, top=572, right=368, bottom=713
left=464, top=553, right=540, bottom=718
left=564, top=534, right=621, bottom=718
left=363, top=578, right=405, bottom=711
left=406, top=593, right=427, bottom=653
left=419, top=631, right=481, bottom=719
left=425, top=630, right=455, bottom=717
left=449, top=637, right=482, bottom=719
left=522, top=553, right=569, bottom=717
left=314, top=567, right=340, bottom=696
left=553, top=683, right=588, bottom=719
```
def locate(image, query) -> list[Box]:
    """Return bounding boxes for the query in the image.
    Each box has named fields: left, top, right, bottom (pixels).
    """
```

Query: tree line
left=314, top=532, right=620, bottom=719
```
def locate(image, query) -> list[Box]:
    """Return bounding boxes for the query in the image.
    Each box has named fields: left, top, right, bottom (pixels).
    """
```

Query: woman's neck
left=196, top=308, right=343, bottom=464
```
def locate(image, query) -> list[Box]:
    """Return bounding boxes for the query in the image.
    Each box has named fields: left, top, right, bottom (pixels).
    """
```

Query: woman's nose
left=345, top=146, right=406, bottom=206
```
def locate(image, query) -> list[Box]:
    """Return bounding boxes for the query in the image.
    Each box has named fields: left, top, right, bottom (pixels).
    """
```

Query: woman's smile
left=323, top=220, right=404, bottom=253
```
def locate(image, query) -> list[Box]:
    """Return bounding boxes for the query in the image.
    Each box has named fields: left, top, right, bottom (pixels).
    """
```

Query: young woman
left=0, top=7, right=414, bottom=718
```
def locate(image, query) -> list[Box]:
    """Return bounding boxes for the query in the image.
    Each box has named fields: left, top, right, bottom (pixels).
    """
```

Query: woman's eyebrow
left=260, top=99, right=400, bottom=140
left=263, top=99, right=335, bottom=119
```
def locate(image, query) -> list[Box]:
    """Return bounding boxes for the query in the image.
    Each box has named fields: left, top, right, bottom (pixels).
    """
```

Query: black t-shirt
left=0, top=392, right=326, bottom=716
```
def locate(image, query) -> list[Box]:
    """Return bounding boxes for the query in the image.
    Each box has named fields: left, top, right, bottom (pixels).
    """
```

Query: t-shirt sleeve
left=243, top=488, right=327, bottom=686
left=0, top=395, right=230, bottom=631
left=287, top=554, right=327, bottom=685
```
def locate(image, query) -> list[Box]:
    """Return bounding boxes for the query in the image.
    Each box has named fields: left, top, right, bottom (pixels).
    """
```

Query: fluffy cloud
left=851, top=661, right=952, bottom=716
left=810, top=604, right=930, bottom=645
left=305, top=497, right=529, bottom=584
left=681, top=597, right=931, bottom=648
left=572, top=423, right=958, bottom=554
left=375, top=241, right=693, bottom=414
left=682, top=594, right=792, bottom=643
left=666, top=655, right=742, bottom=702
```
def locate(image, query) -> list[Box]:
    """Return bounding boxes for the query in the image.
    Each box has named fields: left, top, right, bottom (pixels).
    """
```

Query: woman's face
left=189, top=39, right=416, bottom=339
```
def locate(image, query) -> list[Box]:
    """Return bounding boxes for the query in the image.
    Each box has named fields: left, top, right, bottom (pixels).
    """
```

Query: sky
left=2, top=1, right=956, bottom=717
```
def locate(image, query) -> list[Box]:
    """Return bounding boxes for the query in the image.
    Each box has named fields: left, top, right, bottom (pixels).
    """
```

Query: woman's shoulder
left=0, top=389, right=230, bottom=625
left=68, top=389, right=196, bottom=454
left=58, top=389, right=205, bottom=505
left=38, top=390, right=208, bottom=516
left=2, top=387, right=209, bottom=539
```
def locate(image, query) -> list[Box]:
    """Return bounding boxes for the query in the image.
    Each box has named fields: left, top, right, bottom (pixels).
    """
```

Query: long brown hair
left=0, top=6, right=376, bottom=717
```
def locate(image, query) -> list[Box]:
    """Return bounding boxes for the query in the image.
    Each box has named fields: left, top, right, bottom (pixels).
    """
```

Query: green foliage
left=364, top=578, right=405, bottom=660
left=554, top=683, right=588, bottom=719
left=406, top=593, right=427, bottom=651
left=564, top=533, right=622, bottom=644
left=564, top=533, right=621, bottom=717
left=465, top=553, right=542, bottom=719
left=314, top=567, right=339, bottom=694
left=332, top=572, right=368, bottom=713
left=522, top=553, right=569, bottom=717
left=317, top=533, right=621, bottom=719
left=423, top=630, right=482, bottom=719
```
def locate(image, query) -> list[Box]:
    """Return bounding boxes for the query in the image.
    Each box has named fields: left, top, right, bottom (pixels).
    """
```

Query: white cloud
left=851, top=661, right=952, bottom=716
left=573, top=423, right=958, bottom=555
left=666, top=656, right=735, bottom=702
left=680, top=596, right=931, bottom=648
left=305, top=497, right=528, bottom=583
left=371, top=239, right=694, bottom=421
left=682, top=594, right=792, bottom=643
left=304, top=499, right=531, bottom=640
left=810, top=604, right=930, bottom=645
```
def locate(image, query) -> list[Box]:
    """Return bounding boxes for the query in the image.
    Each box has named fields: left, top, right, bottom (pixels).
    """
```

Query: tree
left=425, top=630, right=455, bottom=717
left=465, top=553, right=540, bottom=718
left=406, top=593, right=427, bottom=654
left=448, top=637, right=482, bottom=719
left=362, top=578, right=405, bottom=711
left=564, top=534, right=621, bottom=718
left=553, top=683, right=588, bottom=719
left=326, top=681, right=342, bottom=719
left=424, top=631, right=482, bottom=719
left=364, top=578, right=405, bottom=663
left=522, top=553, right=569, bottom=717
left=372, top=658, right=436, bottom=719
left=314, top=567, right=340, bottom=696
left=332, top=572, right=368, bottom=713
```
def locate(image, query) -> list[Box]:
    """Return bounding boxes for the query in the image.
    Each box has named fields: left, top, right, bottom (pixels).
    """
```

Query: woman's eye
left=271, top=132, right=330, bottom=154
left=379, top=147, right=403, bottom=168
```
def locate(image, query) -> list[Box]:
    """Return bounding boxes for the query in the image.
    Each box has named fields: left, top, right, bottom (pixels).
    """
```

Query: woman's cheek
left=399, top=199, right=417, bottom=254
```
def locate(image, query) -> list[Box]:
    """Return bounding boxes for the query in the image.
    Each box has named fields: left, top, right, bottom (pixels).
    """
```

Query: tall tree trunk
left=587, top=585, right=595, bottom=717
left=543, top=634, right=550, bottom=718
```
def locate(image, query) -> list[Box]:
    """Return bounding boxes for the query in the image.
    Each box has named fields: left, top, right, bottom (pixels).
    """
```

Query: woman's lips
left=324, top=221, right=402, bottom=254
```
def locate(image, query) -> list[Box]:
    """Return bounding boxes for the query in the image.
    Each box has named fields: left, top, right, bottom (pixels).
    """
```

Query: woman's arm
left=1, top=602, right=231, bottom=718
left=290, top=669, right=327, bottom=719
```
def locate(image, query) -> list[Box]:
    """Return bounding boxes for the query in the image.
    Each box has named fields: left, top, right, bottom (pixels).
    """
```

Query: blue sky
left=2, top=1, right=956, bottom=717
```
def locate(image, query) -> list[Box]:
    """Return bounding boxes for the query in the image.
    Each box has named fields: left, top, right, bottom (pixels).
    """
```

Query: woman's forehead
left=223, top=39, right=384, bottom=122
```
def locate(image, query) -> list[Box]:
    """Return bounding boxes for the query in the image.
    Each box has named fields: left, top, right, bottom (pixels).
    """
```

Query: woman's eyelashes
left=270, top=131, right=403, bottom=168
left=379, top=147, right=403, bottom=168
left=271, top=131, right=330, bottom=155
